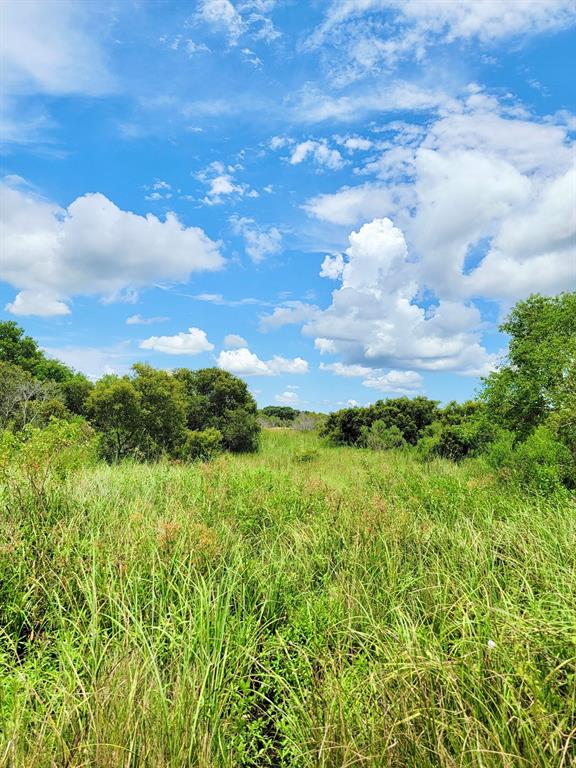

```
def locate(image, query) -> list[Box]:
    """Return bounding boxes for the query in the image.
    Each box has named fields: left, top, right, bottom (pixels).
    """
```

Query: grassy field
left=1, top=429, right=575, bottom=767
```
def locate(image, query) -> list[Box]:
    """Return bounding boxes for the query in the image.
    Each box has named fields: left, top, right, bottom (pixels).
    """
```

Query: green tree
left=87, top=376, right=144, bottom=462
left=59, top=374, right=94, bottom=416
left=482, top=292, right=576, bottom=439
left=132, top=364, right=188, bottom=458
left=0, top=321, right=73, bottom=382
left=174, top=367, right=260, bottom=452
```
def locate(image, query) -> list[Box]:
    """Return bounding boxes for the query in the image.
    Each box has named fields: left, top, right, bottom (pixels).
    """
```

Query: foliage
left=418, top=401, right=499, bottom=462
left=261, top=406, right=299, bottom=422
left=322, top=396, right=439, bottom=446
left=220, top=407, right=260, bottom=452
left=175, top=367, right=260, bottom=452
left=0, top=320, right=73, bottom=382
left=59, top=373, right=94, bottom=415
left=359, top=421, right=407, bottom=450
left=87, top=375, right=144, bottom=462
left=482, top=292, right=576, bottom=439
left=0, top=361, right=64, bottom=430
left=486, top=423, right=575, bottom=493
left=132, top=363, right=188, bottom=459
left=183, top=427, right=223, bottom=461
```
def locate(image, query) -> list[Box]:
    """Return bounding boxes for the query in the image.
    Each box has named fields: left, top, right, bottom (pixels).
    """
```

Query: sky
left=1, top=0, right=575, bottom=412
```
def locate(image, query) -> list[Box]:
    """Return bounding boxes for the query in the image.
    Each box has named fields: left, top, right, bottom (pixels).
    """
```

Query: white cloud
left=5, top=290, right=71, bottom=317
left=196, top=161, right=256, bottom=205
left=289, top=140, right=345, bottom=170
left=320, top=362, right=372, bottom=377
left=126, top=314, right=170, bottom=326
left=304, top=183, right=395, bottom=226
left=308, top=0, right=576, bottom=81
left=1, top=0, right=114, bottom=97
left=362, top=370, right=423, bottom=394
left=224, top=333, right=248, bottom=348
left=217, top=347, right=309, bottom=376
left=305, top=95, right=576, bottom=303
left=293, top=82, right=457, bottom=123
left=259, top=301, right=320, bottom=331
left=139, top=327, right=214, bottom=355
left=196, top=0, right=280, bottom=45
left=0, top=179, right=223, bottom=316
left=42, top=344, right=133, bottom=380
left=1, top=0, right=115, bottom=145
left=230, top=216, right=282, bottom=262
left=275, top=390, right=301, bottom=405
left=303, top=218, right=497, bottom=376
left=320, top=253, right=345, bottom=279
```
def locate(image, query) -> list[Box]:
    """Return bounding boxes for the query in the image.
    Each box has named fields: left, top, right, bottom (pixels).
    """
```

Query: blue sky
left=1, top=0, right=575, bottom=411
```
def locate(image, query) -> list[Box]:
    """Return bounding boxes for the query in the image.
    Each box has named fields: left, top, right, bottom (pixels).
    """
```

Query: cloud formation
left=139, top=327, right=214, bottom=355
left=217, top=347, right=309, bottom=376
left=1, top=179, right=224, bottom=316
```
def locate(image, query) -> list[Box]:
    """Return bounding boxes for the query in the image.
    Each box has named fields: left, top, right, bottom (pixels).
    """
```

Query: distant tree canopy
left=322, top=396, right=440, bottom=446
left=261, top=406, right=299, bottom=422
left=174, top=367, right=260, bottom=452
left=1, top=321, right=260, bottom=461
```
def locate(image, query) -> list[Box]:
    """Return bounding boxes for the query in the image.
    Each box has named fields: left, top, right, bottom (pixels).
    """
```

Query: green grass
left=1, top=430, right=575, bottom=767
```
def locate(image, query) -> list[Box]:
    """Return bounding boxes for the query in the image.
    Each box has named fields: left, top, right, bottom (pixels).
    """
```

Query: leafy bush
left=322, top=396, right=439, bottom=446
left=184, top=428, right=223, bottom=461
left=486, top=424, right=573, bottom=493
left=220, top=408, right=260, bottom=452
left=418, top=402, right=499, bottom=462
left=360, top=421, right=407, bottom=450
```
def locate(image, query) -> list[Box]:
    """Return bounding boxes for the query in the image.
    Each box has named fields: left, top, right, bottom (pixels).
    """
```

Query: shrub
left=486, top=424, right=573, bottom=493
left=322, top=396, right=439, bottom=447
left=360, top=421, right=407, bottom=450
left=220, top=408, right=260, bottom=453
left=184, top=428, right=223, bottom=461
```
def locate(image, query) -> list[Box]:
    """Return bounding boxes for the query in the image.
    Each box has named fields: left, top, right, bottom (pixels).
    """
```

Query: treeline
left=0, top=321, right=260, bottom=462
left=258, top=406, right=326, bottom=431
left=322, top=293, right=575, bottom=493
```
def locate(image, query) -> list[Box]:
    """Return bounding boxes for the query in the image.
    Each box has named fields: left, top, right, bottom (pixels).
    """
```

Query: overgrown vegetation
left=1, top=429, right=574, bottom=766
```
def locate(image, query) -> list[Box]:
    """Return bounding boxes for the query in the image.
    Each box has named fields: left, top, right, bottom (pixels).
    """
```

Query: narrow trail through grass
left=1, top=430, right=575, bottom=767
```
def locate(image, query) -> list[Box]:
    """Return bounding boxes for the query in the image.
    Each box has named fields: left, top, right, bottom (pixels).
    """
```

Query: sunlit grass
left=1, top=430, right=575, bottom=766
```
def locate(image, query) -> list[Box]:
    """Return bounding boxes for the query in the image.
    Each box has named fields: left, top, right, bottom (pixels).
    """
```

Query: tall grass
left=1, top=430, right=575, bottom=766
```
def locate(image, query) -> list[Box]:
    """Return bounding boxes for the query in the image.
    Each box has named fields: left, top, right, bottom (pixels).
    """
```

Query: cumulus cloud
left=217, top=347, right=309, bottom=376
left=5, top=291, right=71, bottom=317
left=230, top=215, right=282, bottom=262
left=289, top=140, right=345, bottom=170
left=259, top=301, right=320, bottom=331
left=319, top=253, right=345, bottom=279
left=224, top=333, right=248, bottom=348
left=303, top=218, right=497, bottom=377
left=304, top=184, right=396, bottom=226
left=139, top=327, right=214, bottom=355
left=362, top=370, right=423, bottom=394
left=304, top=94, right=576, bottom=303
left=275, top=390, right=301, bottom=405
left=196, top=161, right=257, bottom=206
left=0, top=179, right=223, bottom=316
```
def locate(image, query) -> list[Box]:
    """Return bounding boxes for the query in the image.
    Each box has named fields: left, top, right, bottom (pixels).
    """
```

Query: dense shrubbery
left=0, top=321, right=260, bottom=463
left=259, top=406, right=326, bottom=431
